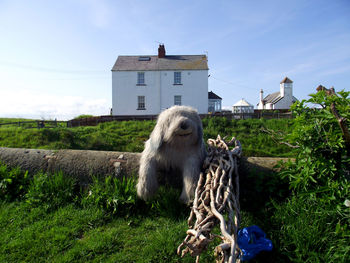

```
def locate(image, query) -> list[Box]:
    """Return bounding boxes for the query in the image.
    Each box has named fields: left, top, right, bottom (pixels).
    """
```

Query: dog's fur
left=137, top=105, right=206, bottom=203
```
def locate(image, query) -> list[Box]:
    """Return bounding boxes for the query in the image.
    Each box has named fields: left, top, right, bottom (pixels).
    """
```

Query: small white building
left=232, top=98, right=254, bottom=114
left=208, top=91, right=222, bottom=113
left=111, top=45, right=209, bottom=115
left=257, top=77, right=298, bottom=110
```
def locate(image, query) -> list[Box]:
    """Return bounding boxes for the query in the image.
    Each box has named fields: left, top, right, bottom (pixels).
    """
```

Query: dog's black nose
left=180, top=121, right=189, bottom=130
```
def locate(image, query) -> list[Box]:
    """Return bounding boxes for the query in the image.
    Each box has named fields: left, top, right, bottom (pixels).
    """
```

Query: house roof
left=280, top=77, right=293, bottom=84
left=233, top=98, right=253, bottom=107
left=264, top=91, right=281, bottom=104
left=260, top=91, right=298, bottom=106
left=112, top=55, right=208, bottom=71
left=208, top=91, right=222, bottom=100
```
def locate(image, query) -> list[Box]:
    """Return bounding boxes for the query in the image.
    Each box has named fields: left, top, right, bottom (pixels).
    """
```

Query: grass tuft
left=25, top=171, right=77, bottom=211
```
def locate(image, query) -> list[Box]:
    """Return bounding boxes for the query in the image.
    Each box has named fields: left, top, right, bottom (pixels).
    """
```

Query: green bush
left=272, top=89, right=350, bottom=262
left=282, top=89, right=350, bottom=200
left=25, top=171, right=77, bottom=211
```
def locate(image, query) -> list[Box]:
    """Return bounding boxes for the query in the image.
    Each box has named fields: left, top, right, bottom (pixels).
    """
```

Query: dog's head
left=149, top=105, right=203, bottom=150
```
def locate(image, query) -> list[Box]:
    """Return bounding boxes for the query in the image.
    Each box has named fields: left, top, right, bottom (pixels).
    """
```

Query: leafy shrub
left=26, top=171, right=77, bottom=211
left=0, top=163, right=30, bottom=201
left=282, top=89, right=350, bottom=200
left=272, top=89, right=350, bottom=262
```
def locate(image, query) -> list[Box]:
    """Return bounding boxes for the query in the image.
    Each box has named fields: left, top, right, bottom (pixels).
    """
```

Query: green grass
left=271, top=196, right=350, bottom=262
left=0, top=163, right=218, bottom=262
left=0, top=201, right=194, bottom=263
left=0, top=161, right=348, bottom=262
left=1, top=114, right=347, bottom=262
left=0, top=117, right=296, bottom=157
left=0, top=118, right=35, bottom=124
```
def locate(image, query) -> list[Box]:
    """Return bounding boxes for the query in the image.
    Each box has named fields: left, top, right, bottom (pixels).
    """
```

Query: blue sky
left=0, top=0, right=349, bottom=120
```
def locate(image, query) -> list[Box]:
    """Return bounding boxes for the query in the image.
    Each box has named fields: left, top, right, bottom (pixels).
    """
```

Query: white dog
left=137, top=105, right=206, bottom=204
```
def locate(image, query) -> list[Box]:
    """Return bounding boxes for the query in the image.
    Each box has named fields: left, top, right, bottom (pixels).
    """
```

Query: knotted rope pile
left=177, top=135, right=242, bottom=263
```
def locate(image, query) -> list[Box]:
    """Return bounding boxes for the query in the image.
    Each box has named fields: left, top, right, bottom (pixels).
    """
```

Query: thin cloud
left=77, top=0, right=113, bottom=28
left=0, top=61, right=107, bottom=75
left=0, top=90, right=109, bottom=120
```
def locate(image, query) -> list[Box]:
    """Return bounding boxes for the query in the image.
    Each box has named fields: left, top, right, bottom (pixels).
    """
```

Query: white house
left=232, top=98, right=254, bottom=113
left=257, top=77, right=298, bottom=110
left=208, top=91, right=222, bottom=113
left=111, top=45, right=209, bottom=115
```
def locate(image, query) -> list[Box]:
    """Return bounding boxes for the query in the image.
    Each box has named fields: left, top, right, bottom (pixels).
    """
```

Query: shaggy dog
left=137, top=105, right=206, bottom=204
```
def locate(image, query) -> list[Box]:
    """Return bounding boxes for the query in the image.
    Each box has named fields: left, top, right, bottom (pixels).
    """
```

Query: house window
left=174, top=72, right=181, bottom=85
left=137, top=96, right=145, bottom=110
left=174, top=95, right=182, bottom=105
left=137, top=72, right=145, bottom=85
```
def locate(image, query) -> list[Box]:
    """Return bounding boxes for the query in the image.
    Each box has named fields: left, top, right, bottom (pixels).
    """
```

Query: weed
left=0, top=163, right=30, bottom=201
left=25, top=171, right=77, bottom=211
left=81, top=176, right=140, bottom=217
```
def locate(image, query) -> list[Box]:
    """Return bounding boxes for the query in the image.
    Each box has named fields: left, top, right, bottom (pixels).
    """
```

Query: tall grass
left=271, top=195, right=350, bottom=262
left=25, top=171, right=77, bottom=211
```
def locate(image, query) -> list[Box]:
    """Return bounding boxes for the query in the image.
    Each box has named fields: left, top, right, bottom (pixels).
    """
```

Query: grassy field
left=0, top=117, right=297, bottom=157
left=1, top=113, right=348, bottom=262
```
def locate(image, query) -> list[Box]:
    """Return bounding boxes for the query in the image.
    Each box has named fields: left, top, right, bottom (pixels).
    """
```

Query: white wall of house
left=112, top=69, right=208, bottom=115
left=280, top=83, right=292, bottom=98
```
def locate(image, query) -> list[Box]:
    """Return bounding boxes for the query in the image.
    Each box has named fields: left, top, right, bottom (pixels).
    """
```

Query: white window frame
left=137, top=72, right=145, bottom=85
left=137, top=96, right=145, bottom=110
left=174, top=71, right=182, bottom=85
left=174, top=95, right=182, bottom=105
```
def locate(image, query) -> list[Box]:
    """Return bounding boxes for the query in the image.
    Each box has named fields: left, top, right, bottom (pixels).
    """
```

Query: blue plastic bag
left=237, top=225, right=273, bottom=261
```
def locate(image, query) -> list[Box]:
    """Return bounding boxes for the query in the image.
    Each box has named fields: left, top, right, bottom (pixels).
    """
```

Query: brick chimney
left=158, top=44, right=166, bottom=58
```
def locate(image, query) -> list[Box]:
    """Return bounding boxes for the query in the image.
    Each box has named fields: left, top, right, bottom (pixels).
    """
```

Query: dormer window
left=174, top=72, right=182, bottom=85
left=138, top=56, right=151, bottom=61
left=137, top=72, right=145, bottom=85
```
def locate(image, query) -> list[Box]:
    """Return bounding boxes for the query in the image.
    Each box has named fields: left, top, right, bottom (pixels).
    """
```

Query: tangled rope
left=177, top=135, right=242, bottom=263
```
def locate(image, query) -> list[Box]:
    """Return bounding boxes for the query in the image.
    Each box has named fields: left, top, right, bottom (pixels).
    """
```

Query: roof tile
left=112, top=55, right=208, bottom=71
